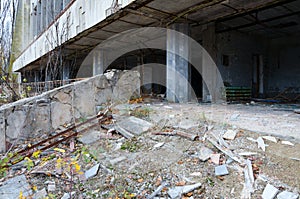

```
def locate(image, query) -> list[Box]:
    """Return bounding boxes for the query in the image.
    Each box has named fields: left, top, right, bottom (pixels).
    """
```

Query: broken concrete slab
left=257, top=137, right=266, bottom=151
left=262, top=136, right=277, bottom=143
left=277, top=191, right=299, bottom=199
left=32, top=188, right=47, bottom=199
left=215, top=165, right=229, bottom=176
left=85, top=163, right=100, bottom=180
left=0, top=174, right=32, bottom=199
left=77, top=130, right=101, bottom=144
left=262, top=184, right=279, bottom=199
left=117, top=116, right=154, bottom=135
left=199, top=146, right=213, bottom=161
left=210, top=154, right=220, bottom=165
left=223, top=129, right=237, bottom=140
left=167, top=182, right=202, bottom=199
left=230, top=114, right=240, bottom=121
left=281, top=141, right=294, bottom=146
left=238, top=152, right=258, bottom=156
left=109, top=156, right=127, bottom=165
left=61, top=192, right=76, bottom=199
left=153, top=142, right=165, bottom=149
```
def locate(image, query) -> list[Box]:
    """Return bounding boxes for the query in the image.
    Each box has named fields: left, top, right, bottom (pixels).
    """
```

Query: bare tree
left=0, top=0, right=20, bottom=103
left=0, top=0, right=18, bottom=71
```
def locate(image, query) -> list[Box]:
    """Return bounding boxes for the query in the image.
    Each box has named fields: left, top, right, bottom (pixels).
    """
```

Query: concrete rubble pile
left=0, top=100, right=299, bottom=199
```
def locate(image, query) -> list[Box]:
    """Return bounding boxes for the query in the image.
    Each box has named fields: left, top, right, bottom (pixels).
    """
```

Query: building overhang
left=12, top=0, right=300, bottom=72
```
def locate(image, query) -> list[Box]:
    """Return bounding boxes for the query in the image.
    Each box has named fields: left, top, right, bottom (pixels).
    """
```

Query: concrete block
left=215, top=165, right=229, bottom=176
left=51, top=102, right=73, bottom=129
left=6, top=109, right=26, bottom=140
left=0, top=174, right=32, bottom=199
left=262, top=184, right=279, bottom=199
left=73, top=81, right=95, bottom=118
left=117, top=116, right=154, bottom=135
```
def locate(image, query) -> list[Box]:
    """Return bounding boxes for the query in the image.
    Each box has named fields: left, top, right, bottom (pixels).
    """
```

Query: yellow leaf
left=32, top=150, right=41, bottom=159
left=54, top=148, right=65, bottom=153
left=32, top=185, right=38, bottom=191
left=19, top=191, right=26, bottom=199
left=24, top=157, right=33, bottom=163
left=74, top=163, right=81, bottom=172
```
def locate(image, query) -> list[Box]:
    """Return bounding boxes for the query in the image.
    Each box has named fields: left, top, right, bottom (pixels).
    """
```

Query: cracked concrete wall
left=0, top=71, right=140, bottom=152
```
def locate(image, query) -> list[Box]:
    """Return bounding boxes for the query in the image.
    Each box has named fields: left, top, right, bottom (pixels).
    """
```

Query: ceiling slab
left=147, top=0, right=206, bottom=14
left=102, top=20, right=141, bottom=33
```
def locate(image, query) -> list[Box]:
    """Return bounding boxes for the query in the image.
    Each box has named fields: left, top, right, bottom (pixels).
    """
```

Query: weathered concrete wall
left=0, top=70, right=140, bottom=152
left=266, top=36, right=300, bottom=97
left=216, top=31, right=267, bottom=87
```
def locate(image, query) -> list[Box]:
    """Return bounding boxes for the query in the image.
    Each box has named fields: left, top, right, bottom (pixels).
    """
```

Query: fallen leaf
left=54, top=148, right=66, bottom=153
left=176, top=181, right=186, bottom=186
left=137, top=178, right=143, bottom=183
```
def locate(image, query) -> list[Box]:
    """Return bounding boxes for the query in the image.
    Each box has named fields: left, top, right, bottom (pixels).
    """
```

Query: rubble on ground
left=0, top=101, right=299, bottom=199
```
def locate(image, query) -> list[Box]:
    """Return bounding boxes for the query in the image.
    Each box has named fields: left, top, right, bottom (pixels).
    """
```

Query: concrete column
left=166, top=23, right=191, bottom=103
left=40, top=0, right=46, bottom=32
left=93, top=50, right=105, bottom=76
left=202, top=23, right=217, bottom=102
left=36, top=1, right=41, bottom=35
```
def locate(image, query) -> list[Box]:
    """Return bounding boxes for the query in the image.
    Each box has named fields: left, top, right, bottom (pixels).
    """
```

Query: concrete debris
left=290, top=157, right=300, bottom=161
left=257, top=137, right=266, bottom=151
left=32, top=188, right=47, bottom=199
left=77, top=130, right=101, bottom=144
left=189, top=172, right=202, bottom=177
left=207, top=137, right=245, bottom=164
left=199, top=146, right=213, bottom=161
left=215, top=165, right=229, bottom=176
left=85, top=163, right=100, bottom=180
left=230, top=114, right=240, bottom=121
left=244, top=160, right=255, bottom=193
left=109, top=156, right=127, bottom=165
left=47, top=182, right=56, bottom=192
left=210, top=153, right=220, bottom=165
left=167, top=182, right=202, bottom=199
left=153, top=142, right=165, bottom=149
left=223, top=129, right=237, bottom=140
left=114, top=124, right=134, bottom=139
left=147, top=181, right=167, bottom=199
left=262, top=184, right=279, bottom=199
left=262, top=136, right=277, bottom=143
left=294, top=109, right=300, bottom=114
left=238, top=152, right=258, bottom=156
left=247, top=137, right=266, bottom=151
left=281, top=141, right=294, bottom=146
left=163, top=105, right=173, bottom=109
left=277, top=191, right=299, bottom=199
left=0, top=175, right=32, bottom=199
left=61, top=192, right=76, bottom=199
left=117, top=116, right=154, bottom=135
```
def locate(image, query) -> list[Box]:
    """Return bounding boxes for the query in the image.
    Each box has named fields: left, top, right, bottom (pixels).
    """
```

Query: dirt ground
left=1, top=101, right=299, bottom=199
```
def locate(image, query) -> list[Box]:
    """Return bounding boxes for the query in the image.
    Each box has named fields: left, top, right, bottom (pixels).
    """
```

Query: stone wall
left=0, top=70, right=140, bottom=152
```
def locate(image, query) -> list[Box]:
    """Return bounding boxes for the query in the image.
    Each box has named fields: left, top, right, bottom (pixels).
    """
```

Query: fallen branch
left=152, top=130, right=199, bottom=141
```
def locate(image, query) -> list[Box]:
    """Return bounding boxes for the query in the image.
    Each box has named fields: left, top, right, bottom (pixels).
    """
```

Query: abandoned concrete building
left=12, top=0, right=300, bottom=103
left=1, top=0, right=300, bottom=198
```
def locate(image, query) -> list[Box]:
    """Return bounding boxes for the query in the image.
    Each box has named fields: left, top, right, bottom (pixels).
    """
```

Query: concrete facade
left=11, top=0, right=300, bottom=102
